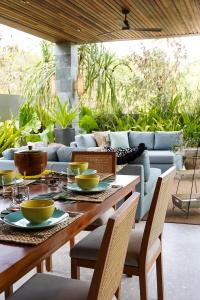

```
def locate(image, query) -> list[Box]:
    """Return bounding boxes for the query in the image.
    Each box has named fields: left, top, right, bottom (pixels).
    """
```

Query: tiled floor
left=1, top=222, right=200, bottom=300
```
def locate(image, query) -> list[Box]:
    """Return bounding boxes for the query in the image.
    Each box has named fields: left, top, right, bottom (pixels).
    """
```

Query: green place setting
left=65, top=181, right=110, bottom=194
left=3, top=208, right=69, bottom=229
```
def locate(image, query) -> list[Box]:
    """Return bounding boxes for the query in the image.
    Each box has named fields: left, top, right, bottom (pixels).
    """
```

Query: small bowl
left=0, top=170, right=16, bottom=186
left=68, top=162, right=88, bottom=172
left=20, top=199, right=55, bottom=224
left=75, top=174, right=100, bottom=190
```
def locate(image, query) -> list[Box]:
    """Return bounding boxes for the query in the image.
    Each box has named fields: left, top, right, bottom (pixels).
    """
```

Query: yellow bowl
left=75, top=174, right=100, bottom=190
left=20, top=200, right=55, bottom=224
left=0, top=170, right=16, bottom=185
left=68, top=162, right=88, bottom=172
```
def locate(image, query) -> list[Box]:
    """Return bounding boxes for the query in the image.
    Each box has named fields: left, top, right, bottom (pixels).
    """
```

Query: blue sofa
left=71, top=130, right=183, bottom=173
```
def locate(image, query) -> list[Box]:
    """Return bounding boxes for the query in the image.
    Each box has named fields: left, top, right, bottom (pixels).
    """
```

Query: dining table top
left=0, top=174, right=140, bottom=293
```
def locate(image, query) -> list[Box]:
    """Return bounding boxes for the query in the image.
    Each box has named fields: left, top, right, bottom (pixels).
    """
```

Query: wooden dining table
left=0, top=174, right=140, bottom=295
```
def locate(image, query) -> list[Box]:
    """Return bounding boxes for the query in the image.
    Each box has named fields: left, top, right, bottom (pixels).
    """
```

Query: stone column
left=54, top=42, right=78, bottom=106
left=54, top=42, right=79, bottom=134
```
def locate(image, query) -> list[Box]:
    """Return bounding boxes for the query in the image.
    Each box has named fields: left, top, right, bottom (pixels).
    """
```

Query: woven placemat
left=64, top=186, right=122, bottom=203
left=0, top=213, right=81, bottom=245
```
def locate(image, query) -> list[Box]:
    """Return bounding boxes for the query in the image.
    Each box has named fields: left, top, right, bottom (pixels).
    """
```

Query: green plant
left=52, top=96, right=77, bottom=128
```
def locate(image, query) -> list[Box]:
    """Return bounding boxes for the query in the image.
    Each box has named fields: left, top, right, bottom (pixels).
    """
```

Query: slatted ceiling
left=0, top=0, right=200, bottom=43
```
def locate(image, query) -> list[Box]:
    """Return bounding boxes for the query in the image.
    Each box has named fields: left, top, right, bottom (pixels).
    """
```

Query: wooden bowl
left=14, top=150, right=47, bottom=176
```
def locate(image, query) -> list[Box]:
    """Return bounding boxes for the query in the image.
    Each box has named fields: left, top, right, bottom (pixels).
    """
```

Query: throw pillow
left=129, top=131, right=155, bottom=150
left=93, top=131, right=110, bottom=147
left=57, top=146, right=86, bottom=162
left=105, top=143, right=147, bottom=165
left=75, top=134, right=97, bottom=148
left=109, top=131, right=129, bottom=149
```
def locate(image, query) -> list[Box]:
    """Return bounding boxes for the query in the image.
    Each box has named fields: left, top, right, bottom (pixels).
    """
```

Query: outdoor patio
left=0, top=1, right=200, bottom=300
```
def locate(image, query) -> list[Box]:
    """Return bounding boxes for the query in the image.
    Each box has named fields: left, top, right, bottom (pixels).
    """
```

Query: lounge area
left=0, top=1, right=200, bottom=300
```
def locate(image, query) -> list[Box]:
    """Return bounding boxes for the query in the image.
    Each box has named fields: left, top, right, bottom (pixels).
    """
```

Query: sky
left=1, top=23, right=200, bottom=62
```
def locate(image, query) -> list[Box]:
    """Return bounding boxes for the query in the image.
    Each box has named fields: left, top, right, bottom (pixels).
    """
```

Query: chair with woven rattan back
left=8, top=192, right=139, bottom=300
left=72, top=151, right=117, bottom=231
left=70, top=167, right=176, bottom=300
left=72, top=151, right=117, bottom=174
left=45, top=151, right=117, bottom=273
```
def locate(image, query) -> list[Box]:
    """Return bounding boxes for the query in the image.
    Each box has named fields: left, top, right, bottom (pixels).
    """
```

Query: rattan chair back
left=87, top=192, right=139, bottom=300
left=72, top=151, right=117, bottom=174
left=142, top=167, right=176, bottom=253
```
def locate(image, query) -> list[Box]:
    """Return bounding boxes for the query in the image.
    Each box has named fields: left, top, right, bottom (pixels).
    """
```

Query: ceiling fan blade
left=133, top=27, right=163, bottom=32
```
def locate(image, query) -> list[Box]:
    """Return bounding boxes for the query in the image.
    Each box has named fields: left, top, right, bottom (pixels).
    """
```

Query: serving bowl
left=75, top=174, right=100, bottom=190
left=68, top=162, right=88, bottom=172
left=20, top=199, right=55, bottom=224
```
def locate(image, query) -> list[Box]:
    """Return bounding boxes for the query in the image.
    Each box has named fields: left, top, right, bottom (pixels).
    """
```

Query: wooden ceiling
left=0, top=0, right=200, bottom=44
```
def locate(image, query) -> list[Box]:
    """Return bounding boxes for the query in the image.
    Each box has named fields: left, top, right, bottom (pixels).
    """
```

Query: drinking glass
left=10, top=184, right=29, bottom=209
left=66, top=167, right=80, bottom=183
left=1, top=174, right=15, bottom=200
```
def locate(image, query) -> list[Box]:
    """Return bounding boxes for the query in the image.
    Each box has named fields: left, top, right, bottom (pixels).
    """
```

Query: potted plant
left=52, top=96, right=77, bottom=146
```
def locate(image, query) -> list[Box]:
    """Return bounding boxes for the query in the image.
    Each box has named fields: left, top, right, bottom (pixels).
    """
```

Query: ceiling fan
left=98, top=9, right=162, bottom=36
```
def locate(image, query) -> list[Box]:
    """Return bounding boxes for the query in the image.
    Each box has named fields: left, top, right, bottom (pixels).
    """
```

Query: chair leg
left=139, top=268, right=148, bottom=300
left=70, top=237, right=75, bottom=249
left=115, top=283, right=121, bottom=299
left=71, top=258, right=80, bottom=279
left=156, top=253, right=164, bottom=300
left=36, top=261, right=44, bottom=273
left=5, top=286, right=13, bottom=299
left=46, top=255, right=53, bottom=272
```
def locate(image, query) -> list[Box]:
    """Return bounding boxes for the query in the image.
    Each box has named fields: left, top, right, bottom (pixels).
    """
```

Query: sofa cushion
left=2, top=146, right=59, bottom=162
left=144, top=167, right=161, bottom=195
left=109, top=131, right=129, bottom=149
left=154, top=131, right=183, bottom=150
left=128, top=150, right=150, bottom=182
left=2, top=148, right=20, bottom=160
left=129, top=131, right=154, bottom=150
left=75, top=134, right=97, bottom=148
left=57, top=146, right=86, bottom=162
left=148, top=150, right=177, bottom=164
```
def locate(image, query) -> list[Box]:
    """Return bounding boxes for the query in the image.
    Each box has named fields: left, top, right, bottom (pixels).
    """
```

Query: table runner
left=0, top=212, right=82, bottom=245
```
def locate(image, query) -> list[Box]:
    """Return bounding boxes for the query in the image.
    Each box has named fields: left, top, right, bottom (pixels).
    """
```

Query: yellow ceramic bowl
left=68, top=162, right=88, bottom=172
left=20, top=200, right=55, bottom=224
left=0, top=170, right=16, bottom=185
left=75, top=174, right=100, bottom=190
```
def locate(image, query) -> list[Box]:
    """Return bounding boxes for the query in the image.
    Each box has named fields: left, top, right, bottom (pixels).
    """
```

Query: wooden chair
left=7, top=192, right=139, bottom=300
left=72, top=151, right=117, bottom=175
left=45, top=151, right=117, bottom=272
left=72, top=151, right=117, bottom=232
left=70, top=167, right=176, bottom=300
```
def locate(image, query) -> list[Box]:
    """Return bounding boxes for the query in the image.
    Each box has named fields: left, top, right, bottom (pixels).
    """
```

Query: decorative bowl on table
left=75, top=174, right=100, bottom=190
left=20, top=199, right=55, bottom=224
left=0, top=170, right=16, bottom=186
left=14, top=149, right=47, bottom=176
left=68, top=162, right=88, bottom=172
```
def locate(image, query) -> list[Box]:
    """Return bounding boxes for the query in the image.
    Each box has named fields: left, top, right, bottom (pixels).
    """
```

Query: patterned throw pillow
left=105, top=143, right=147, bottom=165
left=93, top=131, right=110, bottom=147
